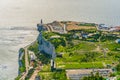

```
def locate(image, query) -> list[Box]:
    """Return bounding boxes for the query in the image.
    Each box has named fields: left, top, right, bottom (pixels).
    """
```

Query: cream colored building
left=66, top=69, right=113, bottom=80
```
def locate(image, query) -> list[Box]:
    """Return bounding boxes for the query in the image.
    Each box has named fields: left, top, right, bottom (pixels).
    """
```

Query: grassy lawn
left=56, top=61, right=104, bottom=69
left=66, top=41, right=96, bottom=51
left=36, top=31, right=120, bottom=79
left=39, top=71, right=67, bottom=80
left=37, top=32, right=120, bottom=69
left=39, top=72, right=53, bottom=80
left=102, top=42, right=120, bottom=51
left=41, top=64, right=51, bottom=72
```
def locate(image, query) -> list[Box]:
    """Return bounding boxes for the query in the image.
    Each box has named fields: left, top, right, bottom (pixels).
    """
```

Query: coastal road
left=20, top=41, right=36, bottom=80
left=29, top=66, right=41, bottom=80
left=20, top=46, right=30, bottom=80
left=29, top=54, right=42, bottom=80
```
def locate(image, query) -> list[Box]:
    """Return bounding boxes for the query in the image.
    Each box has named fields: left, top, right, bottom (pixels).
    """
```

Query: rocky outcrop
left=37, top=21, right=56, bottom=59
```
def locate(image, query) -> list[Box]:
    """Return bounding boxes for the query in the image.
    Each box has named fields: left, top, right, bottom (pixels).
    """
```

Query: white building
left=97, top=24, right=110, bottom=31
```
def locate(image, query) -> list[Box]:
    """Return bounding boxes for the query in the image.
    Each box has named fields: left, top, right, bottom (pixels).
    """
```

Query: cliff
left=37, top=21, right=56, bottom=59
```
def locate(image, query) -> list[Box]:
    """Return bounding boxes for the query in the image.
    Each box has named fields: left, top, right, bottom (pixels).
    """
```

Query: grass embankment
left=15, top=48, right=25, bottom=80
left=28, top=41, right=39, bottom=54
left=39, top=71, right=67, bottom=80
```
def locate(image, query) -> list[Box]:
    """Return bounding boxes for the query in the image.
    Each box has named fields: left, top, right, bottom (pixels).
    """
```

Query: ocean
left=0, top=0, right=120, bottom=79
left=0, top=28, right=38, bottom=80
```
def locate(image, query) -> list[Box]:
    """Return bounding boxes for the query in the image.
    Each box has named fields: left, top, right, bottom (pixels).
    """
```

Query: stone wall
left=37, top=24, right=56, bottom=59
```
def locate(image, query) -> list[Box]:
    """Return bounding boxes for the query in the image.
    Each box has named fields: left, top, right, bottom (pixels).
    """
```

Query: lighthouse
left=37, top=19, right=44, bottom=31
left=63, top=24, right=67, bottom=33
left=51, top=59, right=56, bottom=72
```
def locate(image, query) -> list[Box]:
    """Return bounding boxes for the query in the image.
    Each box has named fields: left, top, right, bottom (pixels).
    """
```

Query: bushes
left=103, top=43, right=120, bottom=51
left=28, top=42, right=39, bottom=54
left=25, top=68, right=34, bottom=80
left=49, top=37, right=66, bottom=48
left=81, top=52, right=101, bottom=62
left=15, top=75, right=21, bottom=80
left=39, top=70, right=67, bottom=80
left=36, top=52, right=51, bottom=64
left=78, top=23, right=96, bottom=27
left=19, top=66, right=25, bottom=73
left=52, top=71, right=67, bottom=80
left=82, top=72, right=105, bottom=80
left=116, top=64, right=120, bottom=72
left=19, top=52, right=26, bottom=73
left=56, top=45, right=65, bottom=53
left=66, top=42, right=96, bottom=52
left=100, top=35, right=118, bottom=42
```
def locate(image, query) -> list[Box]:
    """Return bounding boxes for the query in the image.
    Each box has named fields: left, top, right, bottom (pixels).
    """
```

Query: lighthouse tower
left=63, top=24, right=67, bottom=33
left=37, top=19, right=43, bottom=32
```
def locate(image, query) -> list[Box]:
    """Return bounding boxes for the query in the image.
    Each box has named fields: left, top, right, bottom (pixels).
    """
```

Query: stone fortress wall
left=37, top=20, right=56, bottom=59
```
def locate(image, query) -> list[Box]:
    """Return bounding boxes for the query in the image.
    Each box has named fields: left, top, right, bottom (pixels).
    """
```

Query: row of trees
left=49, top=37, right=66, bottom=48
left=80, top=52, right=100, bottom=62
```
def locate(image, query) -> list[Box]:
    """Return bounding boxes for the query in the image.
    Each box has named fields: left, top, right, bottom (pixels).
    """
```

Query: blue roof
left=116, top=39, right=120, bottom=41
left=116, top=39, right=120, bottom=43
left=99, top=24, right=109, bottom=28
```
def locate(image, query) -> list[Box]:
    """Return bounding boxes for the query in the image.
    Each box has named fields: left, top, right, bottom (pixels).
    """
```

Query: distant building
left=63, top=24, right=67, bottom=33
left=66, top=69, right=113, bottom=80
left=109, top=26, right=120, bottom=32
left=73, top=33, right=80, bottom=39
left=97, top=24, right=110, bottom=31
left=30, top=54, right=35, bottom=61
left=93, top=69, right=112, bottom=77
left=81, top=33, right=88, bottom=39
left=46, top=21, right=67, bottom=34
left=29, top=51, right=36, bottom=61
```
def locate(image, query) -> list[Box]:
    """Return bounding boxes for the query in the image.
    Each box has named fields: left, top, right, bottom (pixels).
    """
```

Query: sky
left=0, top=0, right=120, bottom=26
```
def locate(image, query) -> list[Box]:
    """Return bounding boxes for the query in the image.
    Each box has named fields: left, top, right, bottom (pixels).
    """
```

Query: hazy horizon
left=0, top=0, right=120, bottom=27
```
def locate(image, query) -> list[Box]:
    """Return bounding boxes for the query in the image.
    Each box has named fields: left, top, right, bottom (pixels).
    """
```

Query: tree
left=116, top=63, right=120, bottom=72
left=56, top=45, right=65, bottom=53
left=82, top=72, right=105, bottom=80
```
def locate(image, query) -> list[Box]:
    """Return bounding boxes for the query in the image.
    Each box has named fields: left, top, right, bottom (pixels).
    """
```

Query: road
left=29, top=67, right=41, bottom=80
left=20, top=46, right=30, bottom=80
left=29, top=54, right=42, bottom=80
left=19, top=40, right=41, bottom=80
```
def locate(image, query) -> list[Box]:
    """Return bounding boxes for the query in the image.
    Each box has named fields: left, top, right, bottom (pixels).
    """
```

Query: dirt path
left=20, top=46, right=30, bottom=80
left=29, top=67, right=41, bottom=80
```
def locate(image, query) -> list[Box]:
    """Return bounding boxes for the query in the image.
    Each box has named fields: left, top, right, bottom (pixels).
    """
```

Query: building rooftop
left=66, top=69, right=112, bottom=76
left=66, top=69, right=92, bottom=75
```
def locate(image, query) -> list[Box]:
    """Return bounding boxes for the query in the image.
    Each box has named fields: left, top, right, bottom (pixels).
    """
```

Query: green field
left=41, top=31, right=120, bottom=70
left=27, top=30, right=120, bottom=80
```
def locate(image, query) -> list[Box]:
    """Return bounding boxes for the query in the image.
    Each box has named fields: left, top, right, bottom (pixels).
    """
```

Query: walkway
left=20, top=46, right=30, bottom=80
left=19, top=40, right=41, bottom=80
left=29, top=66, right=41, bottom=80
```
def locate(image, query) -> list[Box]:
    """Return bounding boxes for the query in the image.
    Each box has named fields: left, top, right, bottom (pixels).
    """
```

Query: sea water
left=0, top=27, right=38, bottom=80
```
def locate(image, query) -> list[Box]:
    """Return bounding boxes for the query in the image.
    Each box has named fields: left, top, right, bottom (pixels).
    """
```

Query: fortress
left=37, top=20, right=67, bottom=34
left=37, top=20, right=56, bottom=59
